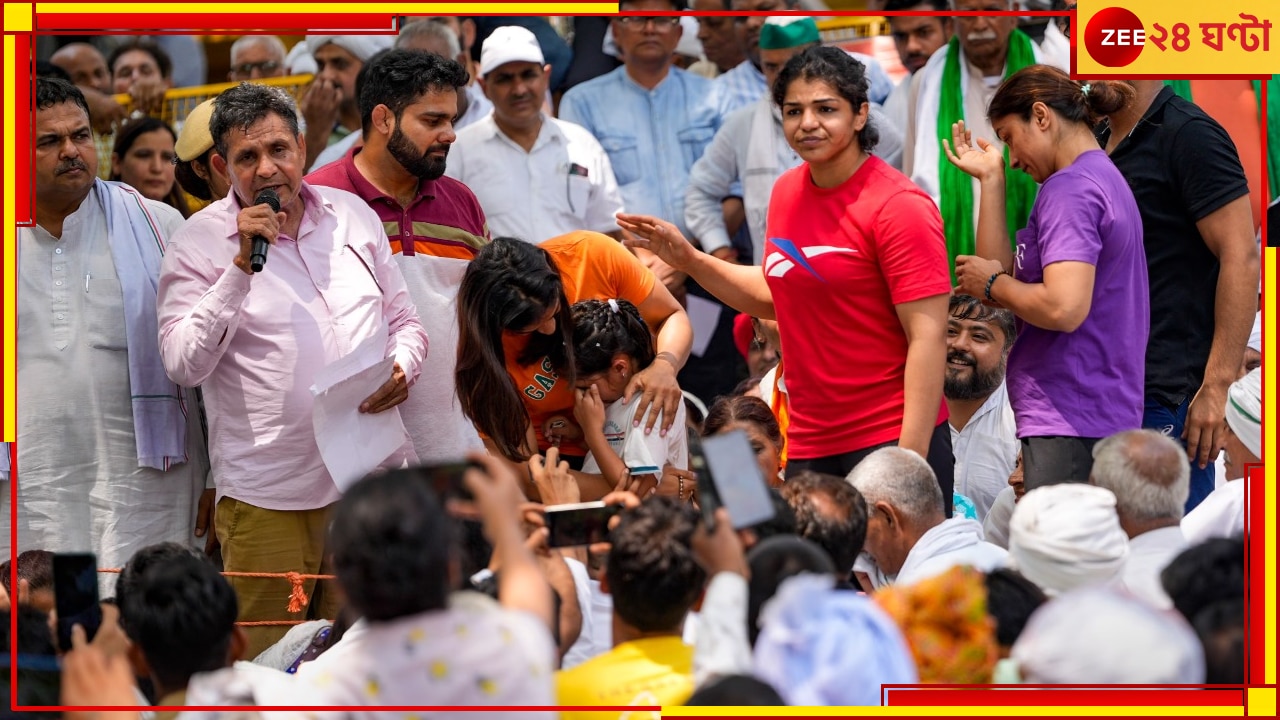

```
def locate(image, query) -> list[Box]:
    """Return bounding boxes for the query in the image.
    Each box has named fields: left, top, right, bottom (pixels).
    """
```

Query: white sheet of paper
left=311, top=335, right=408, bottom=492
left=685, top=294, right=722, bottom=358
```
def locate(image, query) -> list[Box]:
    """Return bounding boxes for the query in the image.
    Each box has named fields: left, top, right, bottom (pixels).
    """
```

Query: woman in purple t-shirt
left=943, top=65, right=1150, bottom=489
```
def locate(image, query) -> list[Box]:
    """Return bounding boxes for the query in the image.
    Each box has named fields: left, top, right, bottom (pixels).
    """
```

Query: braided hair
left=570, top=299, right=655, bottom=378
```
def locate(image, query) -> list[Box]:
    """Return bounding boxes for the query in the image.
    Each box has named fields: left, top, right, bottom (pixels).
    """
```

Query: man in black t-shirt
left=1097, top=81, right=1260, bottom=513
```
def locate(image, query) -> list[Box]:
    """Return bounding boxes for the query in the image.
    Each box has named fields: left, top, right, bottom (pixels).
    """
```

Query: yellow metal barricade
left=818, top=16, right=891, bottom=44
left=110, top=73, right=314, bottom=129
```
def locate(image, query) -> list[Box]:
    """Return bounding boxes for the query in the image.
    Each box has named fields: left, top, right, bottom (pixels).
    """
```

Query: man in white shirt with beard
left=944, top=294, right=1019, bottom=521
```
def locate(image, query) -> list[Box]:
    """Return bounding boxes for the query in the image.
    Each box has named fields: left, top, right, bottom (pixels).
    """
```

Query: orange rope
left=98, top=568, right=335, bottom=617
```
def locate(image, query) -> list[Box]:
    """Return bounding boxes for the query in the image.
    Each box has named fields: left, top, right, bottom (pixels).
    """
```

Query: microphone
left=249, top=188, right=281, bottom=273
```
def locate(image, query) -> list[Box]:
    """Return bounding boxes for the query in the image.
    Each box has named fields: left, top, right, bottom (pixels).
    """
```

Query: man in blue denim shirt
left=559, top=0, right=721, bottom=244
left=560, top=0, right=746, bottom=402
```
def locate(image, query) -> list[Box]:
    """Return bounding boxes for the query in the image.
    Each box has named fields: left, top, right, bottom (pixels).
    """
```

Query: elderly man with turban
left=1007, top=484, right=1129, bottom=597
left=1011, top=586, right=1205, bottom=684
left=1182, top=367, right=1261, bottom=543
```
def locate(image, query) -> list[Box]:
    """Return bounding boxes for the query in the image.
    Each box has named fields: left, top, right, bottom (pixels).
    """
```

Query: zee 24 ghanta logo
left=1084, top=6, right=1272, bottom=68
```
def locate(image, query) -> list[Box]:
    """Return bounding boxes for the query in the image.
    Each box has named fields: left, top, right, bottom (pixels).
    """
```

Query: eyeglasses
left=615, top=16, right=682, bottom=28
left=230, top=60, right=282, bottom=77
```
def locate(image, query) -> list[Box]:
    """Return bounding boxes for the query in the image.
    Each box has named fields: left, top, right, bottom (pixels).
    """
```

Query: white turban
left=1012, top=586, right=1206, bottom=684
left=1226, top=367, right=1262, bottom=459
left=1008, top=484, right=1128, bottom=597
left=307, top=35, right=395, bottom=64
left=286, top=40, right=317, bottom=75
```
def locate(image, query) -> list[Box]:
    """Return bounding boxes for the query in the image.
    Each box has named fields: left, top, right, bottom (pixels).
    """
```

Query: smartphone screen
left=545, top=501, right=620, bottom=548
left=700, top=430, right=776, bottom=529
left=53, top=553, right=102, bottom=652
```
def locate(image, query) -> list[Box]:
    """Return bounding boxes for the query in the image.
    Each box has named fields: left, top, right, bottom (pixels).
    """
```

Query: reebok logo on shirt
left=764, top=238, right=857, bottom=281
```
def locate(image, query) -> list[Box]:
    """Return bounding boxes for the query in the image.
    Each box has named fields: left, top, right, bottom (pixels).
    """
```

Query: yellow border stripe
left=4, top=34, right=16, bottom=443
left=4, top=3, right=33, bottom=32
left=1264, top=244, right=1276, bottom=686
left=36, top=3, right=618, bottom=14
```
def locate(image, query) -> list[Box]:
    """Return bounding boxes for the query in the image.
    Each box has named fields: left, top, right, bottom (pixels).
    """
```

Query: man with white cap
left=686, top=16, right=904, bottom=265
left=1088, top=430, right=1190, bottom=609
left=1011, top=586, right=1206, bottom=684
left=1007, top=484, right=1129, bottom=597
left=300, top=34, right=394, bottom=171
left=1182, top=367, right=1260, bottom=543
left=446, top=26, right=625, bottom=244
left=848, top=447, right=1007, bottom=591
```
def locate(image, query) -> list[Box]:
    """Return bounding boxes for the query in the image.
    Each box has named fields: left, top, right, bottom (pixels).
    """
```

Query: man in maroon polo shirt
left=307, top=48, right=491, bottom=464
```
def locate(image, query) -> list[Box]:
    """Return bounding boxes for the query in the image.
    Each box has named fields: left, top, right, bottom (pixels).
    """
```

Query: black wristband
left=984, top=270, right=1009, bottom=301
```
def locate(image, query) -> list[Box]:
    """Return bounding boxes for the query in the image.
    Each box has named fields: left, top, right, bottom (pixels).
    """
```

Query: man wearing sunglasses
left=227, top=35, right=287, bottom=81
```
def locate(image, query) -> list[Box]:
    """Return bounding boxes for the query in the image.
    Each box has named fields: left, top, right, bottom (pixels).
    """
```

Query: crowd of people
left=2, top=1, right=1262, bottom=715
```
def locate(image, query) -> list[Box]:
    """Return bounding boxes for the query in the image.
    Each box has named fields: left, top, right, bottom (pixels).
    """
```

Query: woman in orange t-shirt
left=456, top=233, right=693, bottom=475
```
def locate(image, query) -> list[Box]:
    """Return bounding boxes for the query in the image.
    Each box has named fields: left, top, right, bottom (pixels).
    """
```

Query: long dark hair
left=110, top=117, right=191, bottom=217
left=456, top=237, right=575, bottom=461
left=570, top=298, right=654, bottom=377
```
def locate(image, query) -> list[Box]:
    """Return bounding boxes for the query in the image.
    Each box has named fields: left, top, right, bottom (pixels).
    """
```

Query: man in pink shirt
left=157, top=82, right=428, bottom=656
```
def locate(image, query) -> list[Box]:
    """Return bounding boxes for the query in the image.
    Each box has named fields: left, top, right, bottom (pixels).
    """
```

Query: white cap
left=480, top=26, right=545, bottom=77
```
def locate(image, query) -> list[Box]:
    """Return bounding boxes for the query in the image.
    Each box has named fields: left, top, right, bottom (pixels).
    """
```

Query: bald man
left=1089, top=430, right=1191, bottom=609
left=49, top=42, right=127, bottom=175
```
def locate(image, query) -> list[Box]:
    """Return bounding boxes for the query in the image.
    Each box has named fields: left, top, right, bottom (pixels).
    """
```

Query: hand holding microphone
left=234, top=188, right=283, bottom=275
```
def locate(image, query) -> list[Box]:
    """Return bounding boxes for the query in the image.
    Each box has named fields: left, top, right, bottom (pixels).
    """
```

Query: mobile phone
left=697, top=429, right=776, bottom=530
left=419, top=461, right=480, bottom=502
left=545, top=501, right=621, bottom=548
left=53, top=553, right=103, bottom=653
left=687, top=428, right=719, bottom=531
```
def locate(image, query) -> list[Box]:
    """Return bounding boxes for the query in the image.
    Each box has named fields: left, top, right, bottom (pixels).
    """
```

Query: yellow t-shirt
left=555, top=636, right=694, bottom=720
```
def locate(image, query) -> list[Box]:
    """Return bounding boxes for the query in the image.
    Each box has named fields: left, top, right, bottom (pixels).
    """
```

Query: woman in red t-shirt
left=455, top=233, right=692, bottom=479
left=618, top=47, right=953, bottom=509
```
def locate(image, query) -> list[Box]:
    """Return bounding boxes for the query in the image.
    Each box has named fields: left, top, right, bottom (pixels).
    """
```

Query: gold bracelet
left=678, top=474, right=686, bottom=502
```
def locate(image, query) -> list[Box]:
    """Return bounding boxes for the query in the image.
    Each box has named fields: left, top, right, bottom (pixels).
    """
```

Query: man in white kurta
left=848, top=447, right=1007, bottom=591
left=14, top=79, right=206, bottom=594
left=446, top=26, right=624, bottom=244
left=902, top=0, right=1068, bottom=241
left=1089, top=430, right=1192, bottom=609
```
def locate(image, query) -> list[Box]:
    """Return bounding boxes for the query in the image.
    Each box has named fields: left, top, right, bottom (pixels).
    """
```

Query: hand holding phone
left=689, top=429, right=775, bottom=531
left=54, top=553, right=103, bottom=653
left=545, top=501, right=623, bottom=548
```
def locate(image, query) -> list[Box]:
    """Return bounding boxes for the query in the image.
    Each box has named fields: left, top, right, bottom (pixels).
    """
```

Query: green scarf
left=1166, top=78, right=1280, bottom=200
left=937, top=30, right=1039, bottom=281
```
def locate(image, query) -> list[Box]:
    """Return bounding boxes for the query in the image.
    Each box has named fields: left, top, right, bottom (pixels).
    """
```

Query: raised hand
left=941, top=120, right=1006, bottom=182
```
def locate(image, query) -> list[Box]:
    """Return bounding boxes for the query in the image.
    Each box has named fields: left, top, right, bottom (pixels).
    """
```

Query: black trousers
left=785, top=422, right=955, bottom=518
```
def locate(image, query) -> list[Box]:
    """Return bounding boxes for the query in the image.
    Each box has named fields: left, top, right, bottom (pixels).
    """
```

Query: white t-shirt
left=581, top=394, right=689, bottom=476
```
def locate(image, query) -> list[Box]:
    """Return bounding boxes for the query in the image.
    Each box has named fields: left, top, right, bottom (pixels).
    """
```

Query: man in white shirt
left=945, top=295, right=1019, bottom=521
left=903, top=0, right=1069, bottom=270
left=848, top=448, right=1007, bottom=590
left=447, top=26, right=624, bottom=243
left=1089, top=430, right=1191, bottom=609
left=13, top=79, right=207, bottom=593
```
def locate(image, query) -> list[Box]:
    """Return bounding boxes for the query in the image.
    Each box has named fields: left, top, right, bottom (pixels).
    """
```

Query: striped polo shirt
left=306, top=144, right=490, bottom=260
